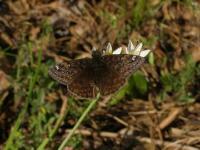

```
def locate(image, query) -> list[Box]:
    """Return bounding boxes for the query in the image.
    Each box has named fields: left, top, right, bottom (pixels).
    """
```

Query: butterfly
left=49, top=41, right=151, bottom=99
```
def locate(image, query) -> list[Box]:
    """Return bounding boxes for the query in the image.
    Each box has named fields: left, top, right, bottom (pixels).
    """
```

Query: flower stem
left=58, top=94, right=100, bottom=150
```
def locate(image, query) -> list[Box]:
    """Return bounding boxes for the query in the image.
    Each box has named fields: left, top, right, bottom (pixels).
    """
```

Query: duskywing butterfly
left=49, top=41, right=151, bottom=99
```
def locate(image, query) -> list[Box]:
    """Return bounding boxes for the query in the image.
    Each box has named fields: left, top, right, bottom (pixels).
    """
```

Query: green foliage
left=117, top=1, right=161, bottom=40
left=66, top=134, right=82, bottom=149
left=131, top=0, right=146, bottom=27
left=99, top=10, right=118, bottom=28
left=40, top=19, right=53, bottom=37
left=160, top=55, right=196, bottom=103
left=128, top=71, right=148, bottom=96
left=160, top=73, right=174, bottom=92
left=67, top=98, right=89, bottom=119
left=4, top=23, right=58, bottom=149
left=142, top=36, right=158, bottom=47
left=148, top=52, right=155, bottom=66
left=131, top=0, right=161, bottom=28
left=109, top=84, right=129, bottom=105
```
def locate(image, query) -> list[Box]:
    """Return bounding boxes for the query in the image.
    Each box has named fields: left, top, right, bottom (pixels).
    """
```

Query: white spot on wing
left=132, top=56, right=136, bottom=61
left=55, top=65, right=59, bottom=70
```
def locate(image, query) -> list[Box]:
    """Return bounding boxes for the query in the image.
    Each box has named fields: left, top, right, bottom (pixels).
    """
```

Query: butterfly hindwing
left=67, top=64, right=98, bottom=98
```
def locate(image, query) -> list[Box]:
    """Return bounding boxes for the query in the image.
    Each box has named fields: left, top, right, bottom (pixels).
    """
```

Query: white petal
left=139, top=49, right=151, bottom=57
left=128, top=40, right=135, bottom=51
left=106, top=43, right=112, bottom=54
left=113, top=47, right=122, bottom=54
left=132, top=42, right=143, bottom=55
left=122, top=47, right=129, bottom=54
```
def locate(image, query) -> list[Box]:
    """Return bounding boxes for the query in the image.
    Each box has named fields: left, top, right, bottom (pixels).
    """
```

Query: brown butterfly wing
left=49, top=54, right=145, bottom=98
left=67, top=68, right=98, bottom=99
left=49, top=58, right=98, bottom=98
left=95, top=55, right=145, bottom=96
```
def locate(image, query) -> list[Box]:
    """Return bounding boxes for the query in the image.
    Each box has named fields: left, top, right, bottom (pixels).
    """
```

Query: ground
left=0, top=0, right=200, bottom=150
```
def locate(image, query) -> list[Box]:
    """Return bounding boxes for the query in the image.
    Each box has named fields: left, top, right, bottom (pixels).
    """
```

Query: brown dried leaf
left=190, top=46, right=200, bottom=62
left=0, top=70, right=10, bottom=92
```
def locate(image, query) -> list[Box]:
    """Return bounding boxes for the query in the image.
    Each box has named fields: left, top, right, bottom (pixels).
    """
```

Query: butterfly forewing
left=95, top=55, right=145, bottom=96
left=49, top=58, right=99, bottom=98
left=49, top=59, right=86, bottom=85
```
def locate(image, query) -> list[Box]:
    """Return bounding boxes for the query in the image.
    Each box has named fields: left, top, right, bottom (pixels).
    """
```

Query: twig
left=159, top=107, right=182, bottom=130
left=129, top=110, right=157, bottom=115
left=64, top=129, right=199, bottom=150
left=136, top=136, right=199, bottom=150
left=107, top=114, right=128, bottom=127
left=65, top=129, right=119, bottom=138
left=148, top=99, right=163, bottom=148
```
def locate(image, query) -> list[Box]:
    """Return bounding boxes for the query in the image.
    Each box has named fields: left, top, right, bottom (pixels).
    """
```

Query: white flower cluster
left=103, top=40, right=151, bottom=57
